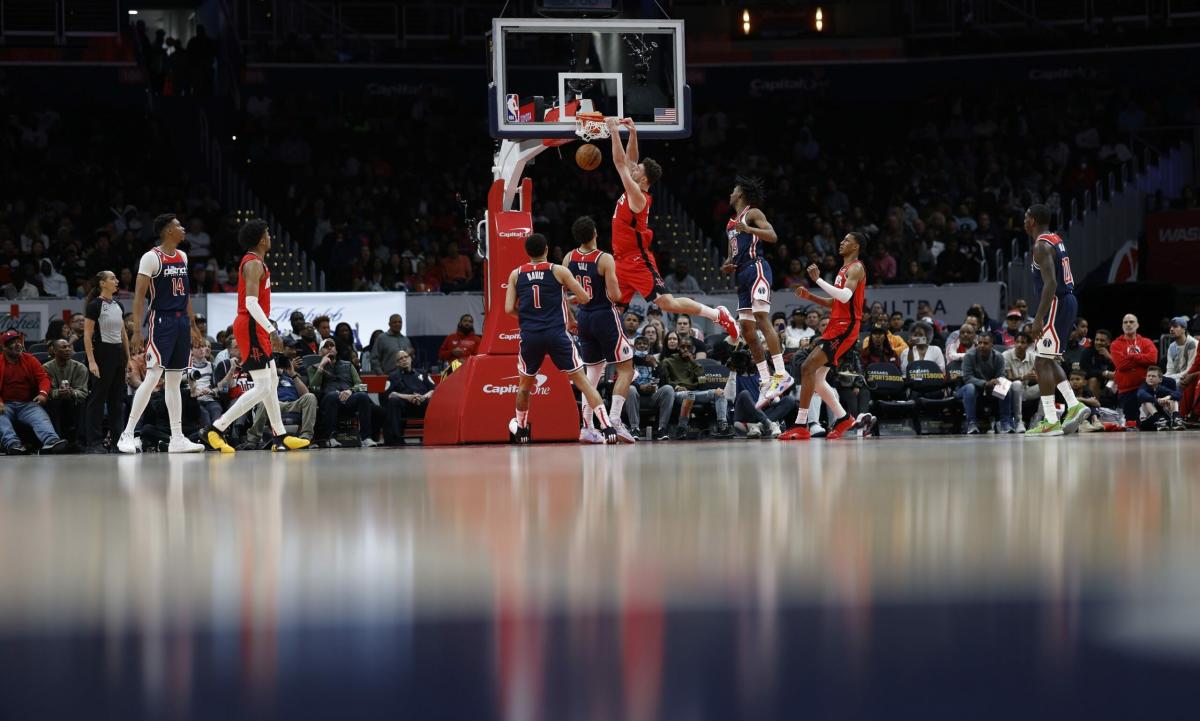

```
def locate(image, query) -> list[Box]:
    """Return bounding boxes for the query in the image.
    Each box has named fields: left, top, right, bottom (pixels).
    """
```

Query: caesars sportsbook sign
left=1146, top=211, right=1200, bottom=284
left=205, top=292, right=406, bottom=344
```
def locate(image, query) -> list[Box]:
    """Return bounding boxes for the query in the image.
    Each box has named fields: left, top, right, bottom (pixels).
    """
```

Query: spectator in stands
left=1068, top=317, right=1092, bottom=351
left=1080, top=328, right=1117, bottom=400
left=184, top=218, right=211, bottom=262
left=83, top=271, right=128, bottom=453
left=188, top=345, right=223, bottom=429
left=888, top=311, right=908, bottom=341
left=724, top=347, right=794, bottom=439
left=1111, top=314, right=1158, bottom=426
left=675, top=314, right=707, bottom=358
left=384, top=349, right=435, bottom=444
left=45, top=319, right=69, bottom=347
left=860, top=324, right=899, bottom=366
left=1014, top=299, right=1033, bottom=324
left=625, top=335, right=674, bottom=441
left=245, top=350, right=318, bottom=447
left=290, top=322, right=320, bottom=356
left=370, top=314, right=414, bottom=375
left=665, top=261, right=702, bottom=295
left=899, top=322, right=946, bottom=373
left=69, top=313, right=86, bottom=352
left=1165, top=316, right=1196, bottom=383
left=1002, top=332, right=1040, bottom=432
left=308, top=338, right=376, bottom=446
left=0, top=331, right=67, bottom=454
left=641, top=323, right=662, bottom=355
left=192, top=264, right=218, bottom=295
left=947, top=322, right=977, bottom=364
left=623, top=311, right=642, bottom=340
left=42, top=339, right=89, bottom=445
left=438, top=314, right=480, bottom=363
left=935, top=237, right=979, bottom=284
left=957, top=332, right=1014, bottom=434
left=661, top=340, right=728, bottom=439
left=2, top=265, right=39, bottom=299
left=439, top=244, right=473, bottom=292
left=313, top=316, right=332, bottom=342
left=1137, top=366, right=1184, bottom=431
left=38, top=259, right=68, bottom=297
left=999, top=308, right=1024, bottom=348
left=282, top=311, right=307, bottom=344
left=195, top=314, right=216, bottom=346
left=333, top=322, right=361, bottom=368
left=784, top=308, right=814, bottom=351
left=868, top=244, right=897, bottom=284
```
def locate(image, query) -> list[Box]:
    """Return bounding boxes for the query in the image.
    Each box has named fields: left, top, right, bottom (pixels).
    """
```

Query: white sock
left=771, top=354, right=785, bottom=375
left=581, top=364, right=604, bottom=427
left=123, top=365, right=163, bottom=435
left=1057, top=380, right=1078, bottom=408
left=697, top=305, right=719, bottom=321
left=809, top=395, right=823, bottom=425
left=756, top=361, right=770, bottom=382
left=795, top=407, right=809, bottom=425
left=610, top=394, right=625, bottom=424
left=262, top=361, right=286, bottom=436
left=814, top=368, right=846, bottom=418
left=215, top=370, right=273, bottom=430
left=1041, top=396, right=1059, bottom=424
left=164, top=370, right=184, bottom=438
left=594, top=405, right=612, bottom=429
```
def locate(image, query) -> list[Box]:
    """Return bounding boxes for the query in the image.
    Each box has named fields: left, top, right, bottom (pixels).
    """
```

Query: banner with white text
left=205, top=292, right=406, bottom=348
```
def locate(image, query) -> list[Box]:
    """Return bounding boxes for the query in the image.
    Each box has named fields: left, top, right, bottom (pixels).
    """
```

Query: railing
left=1, top=0, right=120, bottom=41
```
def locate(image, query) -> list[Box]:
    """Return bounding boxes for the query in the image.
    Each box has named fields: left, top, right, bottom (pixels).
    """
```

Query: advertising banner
left=1145, top=211, right=1200, bottom=283
left=206, top=292, right=406, bottom=347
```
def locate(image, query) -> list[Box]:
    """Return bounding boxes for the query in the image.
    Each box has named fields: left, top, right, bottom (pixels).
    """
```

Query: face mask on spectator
left=634, top=349, right=647, bottom=359
left=912, top=333, right=928, bottom=346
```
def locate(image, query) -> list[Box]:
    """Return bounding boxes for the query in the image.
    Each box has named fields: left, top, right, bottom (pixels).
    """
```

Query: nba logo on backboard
left=505, top=94, right=520, bottom=123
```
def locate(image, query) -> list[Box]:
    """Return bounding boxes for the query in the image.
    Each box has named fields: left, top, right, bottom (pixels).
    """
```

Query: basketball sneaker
left=1060, top=403, right=1091, bottom=434
left=715, top=306, right=740, bottom=342
left=746, top=423, right=763, bottom=439
left=825, top=414, right=856, bottom=440
left=273, top=435, right=311, bottom=452
left=855, top=413, right=876, bottom=437
left=600, top=425, right=618, bottom=444
left=612, top=423, right=637, bottom=444
left=765, top=420, right=782, bottom=438
left=202, top=425, right=236, bottom=453
left=755, top=372, right=795, bottom=409
left=510, top=425, right=532, bottom=445
left=1024, top=419, right=1064, bottom=437
left=579, top=427, right=605, bottom=444
left=777, top=425, right=811, bottom=441
left=168, top=436, right=205, bottom=454
left=116, top=431, right=141, bottom=454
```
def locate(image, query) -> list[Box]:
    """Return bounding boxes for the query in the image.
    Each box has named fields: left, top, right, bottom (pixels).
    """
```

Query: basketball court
left=2, top=435, right=1199, bottom=718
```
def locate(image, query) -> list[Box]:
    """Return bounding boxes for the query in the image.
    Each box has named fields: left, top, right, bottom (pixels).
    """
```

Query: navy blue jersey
left=726, top=206, right=763, bottom=270
left=1031, top=233, right=1075, bottom=298
left=564, top=247, right=611, bottom=312
left=144, top=246, right=190, bottom=313
left=516, top=262, right=567, bottom=334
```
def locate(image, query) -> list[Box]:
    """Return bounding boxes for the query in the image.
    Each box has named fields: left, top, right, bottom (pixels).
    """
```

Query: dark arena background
left=2, top=0, right=1200, bottom=719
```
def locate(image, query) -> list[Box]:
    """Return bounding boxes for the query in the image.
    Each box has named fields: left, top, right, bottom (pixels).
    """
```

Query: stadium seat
left=912, top=360, right=964, bottom=435
left=866, top=362, right=915, bottom=433
left=32, top=351, right=51, bottom=364
left=300, top=354, right=323, bottom=372
left=27, top=343, right=49, bottom=354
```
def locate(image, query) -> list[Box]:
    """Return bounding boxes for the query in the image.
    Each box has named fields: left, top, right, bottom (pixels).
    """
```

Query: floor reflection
left=0, top=435, right=1198, bottom=719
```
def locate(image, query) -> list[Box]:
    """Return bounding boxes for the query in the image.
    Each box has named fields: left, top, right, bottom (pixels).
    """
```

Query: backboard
left=489, top=18, right=690, bottom=140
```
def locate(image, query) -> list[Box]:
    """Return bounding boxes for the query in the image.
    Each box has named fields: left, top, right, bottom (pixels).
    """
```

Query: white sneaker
left=117, top=432, right=141, bottom=454
left=855, top=413, right=877, bottom=437
left=756, top=372, right=796, bottom=410
left=765, top=420, right=782, bottom=438
left=808, top=423, right=827, bottom=438
left=167, top=436, right=205, bottom=454
left=361, top=438, right=380, bottom=448
left=579, top=428, right=605, bottom=444
left=733, top=421, right=750, bottom=435
left=612, top=423, right=637, bottom=444
left=746, top=423, right=763, bottom=439
left=1015, top=421, right=1026, bottom=434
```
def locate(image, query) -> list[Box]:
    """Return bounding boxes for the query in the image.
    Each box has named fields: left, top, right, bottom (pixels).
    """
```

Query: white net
left=575, top=114, right=610, bottom=142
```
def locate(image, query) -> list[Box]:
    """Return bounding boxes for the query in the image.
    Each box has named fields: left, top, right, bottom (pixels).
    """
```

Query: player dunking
left=201, top=219, right=310, bottom=453
left=117, top=214, right=205, bottom=453
left=505, top=233, right=617, bottom=444
left=720, top=176, right=793, bottom=407
left=604, top=117, right=740, bottom=340
left=1024, top=204, right=1090, bottom=436
left=564, top=215, right=637, bottom=443
left=779, top=233, right=867, bottom=441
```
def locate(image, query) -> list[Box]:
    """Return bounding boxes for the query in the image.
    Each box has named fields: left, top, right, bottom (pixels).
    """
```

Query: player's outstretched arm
left=553, top=264, right=591, bottom=304
left=738, top=208, right=778, bottom=244
left=599, top=253, right=622, bottom=303
left=621, top=118, right=639, bottom=164
left=794, top=286, right=834, bottom=309
left=607, top=118, right=646, bottom=213
left=504, top=269, right=520, bottom=318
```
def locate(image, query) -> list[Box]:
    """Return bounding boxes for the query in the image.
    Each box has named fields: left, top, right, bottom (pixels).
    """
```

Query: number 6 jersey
left=138, top=245, right=191, bottom=313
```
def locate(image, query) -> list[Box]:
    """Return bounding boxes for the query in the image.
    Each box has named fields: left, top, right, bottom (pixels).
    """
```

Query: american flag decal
left=654, top=107, right=677, bottom=123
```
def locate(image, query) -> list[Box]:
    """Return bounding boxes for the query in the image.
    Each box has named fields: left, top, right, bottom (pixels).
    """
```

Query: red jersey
left=611, top=192, right=653, bottom=261
left=829, top=259, right=866, bottom=325
left=236, top=252, right=271, bottom=318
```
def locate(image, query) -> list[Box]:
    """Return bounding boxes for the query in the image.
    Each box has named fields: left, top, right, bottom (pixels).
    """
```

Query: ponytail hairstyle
left=86, top=270, right=115, bottom=303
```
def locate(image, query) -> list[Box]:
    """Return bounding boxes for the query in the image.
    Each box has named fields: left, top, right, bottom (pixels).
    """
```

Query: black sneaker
left=600, top=426, right=618, bottom=444
left=672, top=426, right=690, bottom=441
left=655, top=429, right=672, bottom=441
left=85, top=444, right=110, bottom=455
left=6, top=443, right=29, bottom=456
left=201, top=425, right=235, bottom=453
left=711, top=424, right=734, bottom=439
left=41, top=438, right=69, bottom=454
left=510, top=425, right=532, bottom=445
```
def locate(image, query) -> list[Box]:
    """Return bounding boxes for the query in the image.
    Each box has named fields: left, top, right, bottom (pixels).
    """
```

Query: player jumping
left=117, top=213, right=205, bottom=454
left=201, top=219, right=310, bottom=453
left=779, top=232, right=867, bottom=441
left=505, top=232, right=616, bottom=445
left=564, top=215, right=637, bottom=443
left=721, top=175, right=793, bottom=407
left=604, top=116, right=739, bottom=341
left=1024, top=204, right=1090, bottom=436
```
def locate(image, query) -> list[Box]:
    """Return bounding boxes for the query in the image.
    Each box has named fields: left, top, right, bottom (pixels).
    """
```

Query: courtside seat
left=912, top=360, right=964, bottom=435
left=867, top=362, right=916, bottom=432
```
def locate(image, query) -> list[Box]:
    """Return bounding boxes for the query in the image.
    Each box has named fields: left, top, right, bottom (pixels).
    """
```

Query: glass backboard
left=489, top=18, right=690, bottom=140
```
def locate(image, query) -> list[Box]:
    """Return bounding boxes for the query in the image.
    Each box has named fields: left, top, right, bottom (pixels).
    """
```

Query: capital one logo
left=497, top=227, right=531, bottom=239
left=499, top=331, right=521, bottom=341
left=483, top=373, right=551, bottom=396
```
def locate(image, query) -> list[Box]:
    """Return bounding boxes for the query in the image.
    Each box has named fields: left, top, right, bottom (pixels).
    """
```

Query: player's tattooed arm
left=504, top=269, right=520, bottom=318
left=736, top=209, right=777, bottom=243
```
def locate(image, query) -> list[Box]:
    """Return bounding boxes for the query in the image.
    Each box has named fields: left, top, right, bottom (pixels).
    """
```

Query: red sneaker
left=825, top=415, right=856, bottom=440
left=777, top=426, right=811, bottom=441
left=715, top=306, right=740, bottom=342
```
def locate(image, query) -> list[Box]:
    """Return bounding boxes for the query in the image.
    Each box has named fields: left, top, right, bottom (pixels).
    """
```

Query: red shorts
left=234, top=314, right=274, bottom=371
left=817, top=320, right=860, bottom=368
left=615, top=254, right=668, bottom=306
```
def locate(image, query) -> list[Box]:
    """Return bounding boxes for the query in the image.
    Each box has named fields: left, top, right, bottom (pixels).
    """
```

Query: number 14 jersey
left=138, top=246, right=191, bottom=313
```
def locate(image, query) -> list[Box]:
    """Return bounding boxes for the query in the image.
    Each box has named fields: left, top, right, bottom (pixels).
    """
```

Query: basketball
left=576, top=143, right=602, bottom=171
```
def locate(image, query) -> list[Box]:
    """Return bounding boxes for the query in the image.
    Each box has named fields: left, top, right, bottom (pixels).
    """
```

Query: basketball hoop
left=574, top=111, right=610, bottom=142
